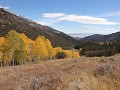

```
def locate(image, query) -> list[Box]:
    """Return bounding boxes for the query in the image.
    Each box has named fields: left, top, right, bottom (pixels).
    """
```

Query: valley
left=0, top=1, right=120, bottom=89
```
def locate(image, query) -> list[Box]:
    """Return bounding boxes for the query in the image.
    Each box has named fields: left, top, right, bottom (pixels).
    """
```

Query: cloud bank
left=42, top=13, right=65, bottom=18
left=41, top=13, right=118, bottom=25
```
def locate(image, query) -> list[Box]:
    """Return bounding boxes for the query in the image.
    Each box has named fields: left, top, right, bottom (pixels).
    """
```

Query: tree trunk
left=0, top=61, right=2, bottom=67
left=12, top=56, right=14, bottom=66
left=12, top=49, right=15, bottom=66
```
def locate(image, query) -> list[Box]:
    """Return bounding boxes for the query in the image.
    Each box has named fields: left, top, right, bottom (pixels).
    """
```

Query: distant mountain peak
left=69, top=33, right=95, bottom=38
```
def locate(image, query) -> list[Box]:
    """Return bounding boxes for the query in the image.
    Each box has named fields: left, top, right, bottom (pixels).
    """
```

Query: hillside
left=0, top=8, right=78, bottom=49
left=79, top=32, right=120, bottom=42
left=0, top=54, right=119, bottom=90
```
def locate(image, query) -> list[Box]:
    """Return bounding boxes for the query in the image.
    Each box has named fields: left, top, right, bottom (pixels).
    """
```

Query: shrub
left=94, top=65, right=120, bottom=79
left=84, top=49, right=117, bottom=57
left=55, top=52, right=67, bottom=59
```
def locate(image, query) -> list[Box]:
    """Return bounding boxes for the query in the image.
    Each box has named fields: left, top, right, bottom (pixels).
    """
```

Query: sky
left=0, top=0, right=120, bottom=34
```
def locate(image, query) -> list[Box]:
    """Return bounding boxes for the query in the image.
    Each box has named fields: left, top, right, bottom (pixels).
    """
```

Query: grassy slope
left=0, top=54, right=120, bottom=90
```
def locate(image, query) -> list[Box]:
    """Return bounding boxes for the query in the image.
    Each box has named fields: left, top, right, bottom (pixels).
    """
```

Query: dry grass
left=0, top=54, right=120, bottom=90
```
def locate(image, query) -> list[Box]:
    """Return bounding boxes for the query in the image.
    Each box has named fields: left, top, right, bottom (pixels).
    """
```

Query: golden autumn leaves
left=0, top=30, right=80, bottom=66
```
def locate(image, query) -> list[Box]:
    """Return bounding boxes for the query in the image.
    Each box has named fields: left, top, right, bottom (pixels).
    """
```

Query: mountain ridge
left=0, top=8, right=78, bottom=49
left=69, top=33, right=95, bottom=38
left=79, top=31, right=120, bottom=42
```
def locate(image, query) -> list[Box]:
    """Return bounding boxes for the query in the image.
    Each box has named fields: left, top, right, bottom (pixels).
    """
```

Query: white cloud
left=0, top=5, right=10, bottom=9
left=81, top=26, right=98, bottom=29
left=103, top=11, right=120, bottom=16
left=41, top=13, right=118, bottom=25
left=42, top=13, right=65, bottom=18
left=58, top=15, right=118, bottom=25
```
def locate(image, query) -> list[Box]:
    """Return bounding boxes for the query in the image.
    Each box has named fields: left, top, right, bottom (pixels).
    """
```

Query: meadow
left=0, top=54, right=119, bottom=90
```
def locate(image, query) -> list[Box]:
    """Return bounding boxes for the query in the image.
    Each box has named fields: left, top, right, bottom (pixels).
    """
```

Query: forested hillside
left=75, top=42, right=120, bottom=57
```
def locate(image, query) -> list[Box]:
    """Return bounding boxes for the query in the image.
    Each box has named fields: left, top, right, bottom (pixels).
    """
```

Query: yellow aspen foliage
left=20, top=33, right=34, bottom=45
left=32, top=36, right=48, bottom=61
left=20, top=33, right=34, bottom=62
left=55, top=47, right=62, bottom=54
left=39, top=36, right=46, bottom=42
left=0, top=30, right=80, bottom=66
left=0, top=51, right=3, bottom=66
left=0, top=37, right=4, bottom=66
left=45, top=39, right=55, bottom=59
left=2, top=51, right=12, bottom=65
left=72, top=51, right=80, bottom=58
left=0, top=37, right=4, bottom=46
left=63, top=50, right=72, bottom=58
left=2, top=30, right=26, bottom=66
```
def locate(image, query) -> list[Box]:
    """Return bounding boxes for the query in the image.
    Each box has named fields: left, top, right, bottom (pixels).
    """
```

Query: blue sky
left=0, top=0, right=120, bottom=34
